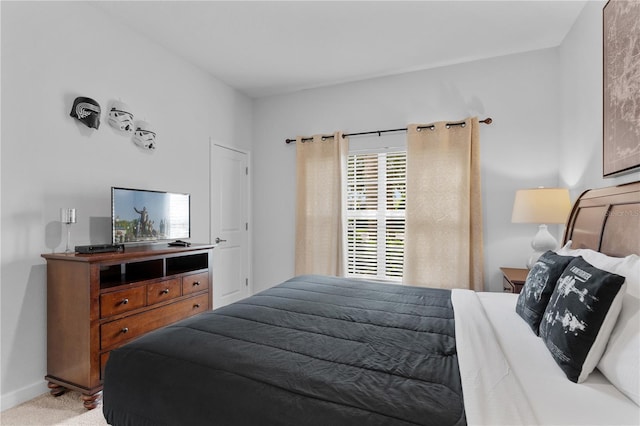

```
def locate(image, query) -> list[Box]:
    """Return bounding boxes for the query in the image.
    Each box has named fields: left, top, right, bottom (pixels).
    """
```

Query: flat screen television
left=112, top=187, right=190, bottom=244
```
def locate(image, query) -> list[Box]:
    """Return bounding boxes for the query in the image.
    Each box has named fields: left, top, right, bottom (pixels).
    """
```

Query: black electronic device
left=75, top=243, right=125, bottom=254
left=168, top=240, right=191, bottom=247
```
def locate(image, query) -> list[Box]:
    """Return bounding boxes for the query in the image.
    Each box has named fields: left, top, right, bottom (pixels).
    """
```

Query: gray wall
left=250, top=0, right=639, bottom=297
left=0, top=1, right=252, bottom=409
left=252, top=48, right=564, bottom=294
left=559, top=0, right=638, bottom=193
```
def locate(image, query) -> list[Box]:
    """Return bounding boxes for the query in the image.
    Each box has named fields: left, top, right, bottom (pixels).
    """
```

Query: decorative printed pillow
left=539, top=256, right=626, bottom=383
left=515, top=251, right=575, bottom=335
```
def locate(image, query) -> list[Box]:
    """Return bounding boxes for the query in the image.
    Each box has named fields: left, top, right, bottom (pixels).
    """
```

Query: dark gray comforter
left=103, top=275, right=465, bottom=426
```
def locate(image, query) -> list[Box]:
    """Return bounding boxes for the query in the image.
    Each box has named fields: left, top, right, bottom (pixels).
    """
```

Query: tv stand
left=41, top=244, right=214, bottom=409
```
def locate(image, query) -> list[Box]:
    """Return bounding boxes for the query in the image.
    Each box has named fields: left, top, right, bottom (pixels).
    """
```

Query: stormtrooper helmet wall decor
left=133, top=121, right=156, bottom=150
left=70, top=97, right=101, bottom=129
left=108, top=101, right=134, bottom=133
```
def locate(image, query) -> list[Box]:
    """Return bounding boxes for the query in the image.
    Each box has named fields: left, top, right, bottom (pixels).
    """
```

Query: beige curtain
left=403, top=117, right=484, bottom=290
left=295, top=132, right=348, bottom=276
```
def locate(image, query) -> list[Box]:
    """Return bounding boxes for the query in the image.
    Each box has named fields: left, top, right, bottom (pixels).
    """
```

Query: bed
left=103, top=181, right=640, bottom=426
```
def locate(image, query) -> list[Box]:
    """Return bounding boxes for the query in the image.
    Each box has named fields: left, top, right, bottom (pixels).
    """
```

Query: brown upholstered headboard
left=563, top=181, right=640, bottom=257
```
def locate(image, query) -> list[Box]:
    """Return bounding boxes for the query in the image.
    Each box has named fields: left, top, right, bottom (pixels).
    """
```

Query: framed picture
left=602, top=0, right=640, bottom=177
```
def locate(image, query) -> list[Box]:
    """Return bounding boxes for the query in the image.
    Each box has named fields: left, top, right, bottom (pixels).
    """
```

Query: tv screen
left=112, top=187, right=190, bottom=244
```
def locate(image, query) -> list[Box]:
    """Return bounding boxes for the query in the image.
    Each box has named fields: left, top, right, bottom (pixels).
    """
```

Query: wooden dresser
left=41, top=244, right=214, bottom=408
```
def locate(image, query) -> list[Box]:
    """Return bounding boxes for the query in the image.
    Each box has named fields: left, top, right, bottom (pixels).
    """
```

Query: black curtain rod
left=285, top=117, right=492, bottom=144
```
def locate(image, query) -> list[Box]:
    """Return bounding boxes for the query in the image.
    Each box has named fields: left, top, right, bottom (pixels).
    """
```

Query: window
left=346, top=151, right=406, bottom=282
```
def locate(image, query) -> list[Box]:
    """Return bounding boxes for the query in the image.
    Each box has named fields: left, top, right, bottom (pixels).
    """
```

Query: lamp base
left=64, top=223, right=73, bottom=253
left=526, top=224, right=558, bottom=268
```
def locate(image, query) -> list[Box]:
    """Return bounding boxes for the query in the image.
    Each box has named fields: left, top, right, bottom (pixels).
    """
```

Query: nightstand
left=500, top=267, right=529, bottom=294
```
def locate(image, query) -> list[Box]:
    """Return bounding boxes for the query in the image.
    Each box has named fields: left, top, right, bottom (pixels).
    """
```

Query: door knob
left=215, top=237, right=227, bottom=244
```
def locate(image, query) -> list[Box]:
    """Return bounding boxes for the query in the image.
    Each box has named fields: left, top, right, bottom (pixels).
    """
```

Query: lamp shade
left=60, top=208, right=77, bottom=224
left=512, top=188, right=571, bottom=224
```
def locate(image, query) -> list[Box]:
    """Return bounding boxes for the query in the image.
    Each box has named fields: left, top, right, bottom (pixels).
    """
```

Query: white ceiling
left=93, top=1, right=588, bottom=98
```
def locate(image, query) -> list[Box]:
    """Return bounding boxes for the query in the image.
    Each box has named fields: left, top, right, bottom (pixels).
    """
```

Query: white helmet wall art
left=133, top=121, right=156, bottom=150
left=108, top=101, right=134, bottom=133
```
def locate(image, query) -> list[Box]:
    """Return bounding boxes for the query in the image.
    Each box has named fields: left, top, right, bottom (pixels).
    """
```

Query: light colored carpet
left=0, top=391, right=108, bottom=425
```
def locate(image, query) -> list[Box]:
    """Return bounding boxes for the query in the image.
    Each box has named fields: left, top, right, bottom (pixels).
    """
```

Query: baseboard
left=0, top=380, right=48, bottom=412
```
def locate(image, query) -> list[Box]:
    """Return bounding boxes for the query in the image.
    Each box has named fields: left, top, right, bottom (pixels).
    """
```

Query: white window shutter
left=346, top=151, right=406, bottom=282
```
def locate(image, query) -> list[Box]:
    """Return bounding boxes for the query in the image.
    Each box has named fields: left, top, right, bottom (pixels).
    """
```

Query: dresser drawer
left=502, top=276, right=515, bottom=293
left=147, top=278, right=181, bottom=305
left=500, top=267, right=527, bottom=294
left=100, top=286, right=146, bottom=318
left=182, top=272, right=209, bottom=295
left=100, top=294, right=209, bottom=350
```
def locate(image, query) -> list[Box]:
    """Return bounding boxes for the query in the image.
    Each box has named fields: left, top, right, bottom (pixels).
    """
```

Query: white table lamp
left=512, top=188, right=571, bottom=268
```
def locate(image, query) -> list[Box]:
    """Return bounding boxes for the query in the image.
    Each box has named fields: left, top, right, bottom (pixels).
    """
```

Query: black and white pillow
left=515, top=251, right=574, bottom=335
left=539, top=256, right=626, bottom=383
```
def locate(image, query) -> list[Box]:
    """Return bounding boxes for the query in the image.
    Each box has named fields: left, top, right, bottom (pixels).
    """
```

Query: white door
left=210, top=143, right=250, bottom=308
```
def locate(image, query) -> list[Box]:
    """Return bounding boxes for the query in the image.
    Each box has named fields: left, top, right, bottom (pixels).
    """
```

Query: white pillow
left=557, top=242, right=640, bottom=405
left=596, top=254, right=640, bottom=406
left=557, top=241, right=633, bottom=274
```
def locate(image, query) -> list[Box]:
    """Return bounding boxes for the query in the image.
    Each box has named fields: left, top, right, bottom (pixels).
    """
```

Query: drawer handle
left=161, top=289, right=170, bottom=295
left=121, top=298, right=129, bottom=305
left=194, top=303, right=201, bottom=308
left=121, top=327, right=129, bottom=334
left=192, top=281, right=200, bottom=286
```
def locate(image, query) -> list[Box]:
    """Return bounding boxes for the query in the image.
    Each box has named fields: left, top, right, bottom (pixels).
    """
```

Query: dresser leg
left=81, top=391, right=102, bottom=410
left=47, top=382, right=66, bottom=397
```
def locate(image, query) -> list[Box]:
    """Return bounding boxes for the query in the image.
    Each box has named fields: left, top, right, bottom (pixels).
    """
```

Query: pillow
left=557, top=241, right=629, bottom=272
left=557, top=242, right=640, bottom=404
left=539, top=256, right=626, bottom=383
left=515, top=251, right=574, bottom=335
left=596, top=254, right=640, bottom=406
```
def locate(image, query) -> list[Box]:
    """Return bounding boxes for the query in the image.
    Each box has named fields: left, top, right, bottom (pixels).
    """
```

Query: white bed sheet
left=454, top=289, right=640, bottom=426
